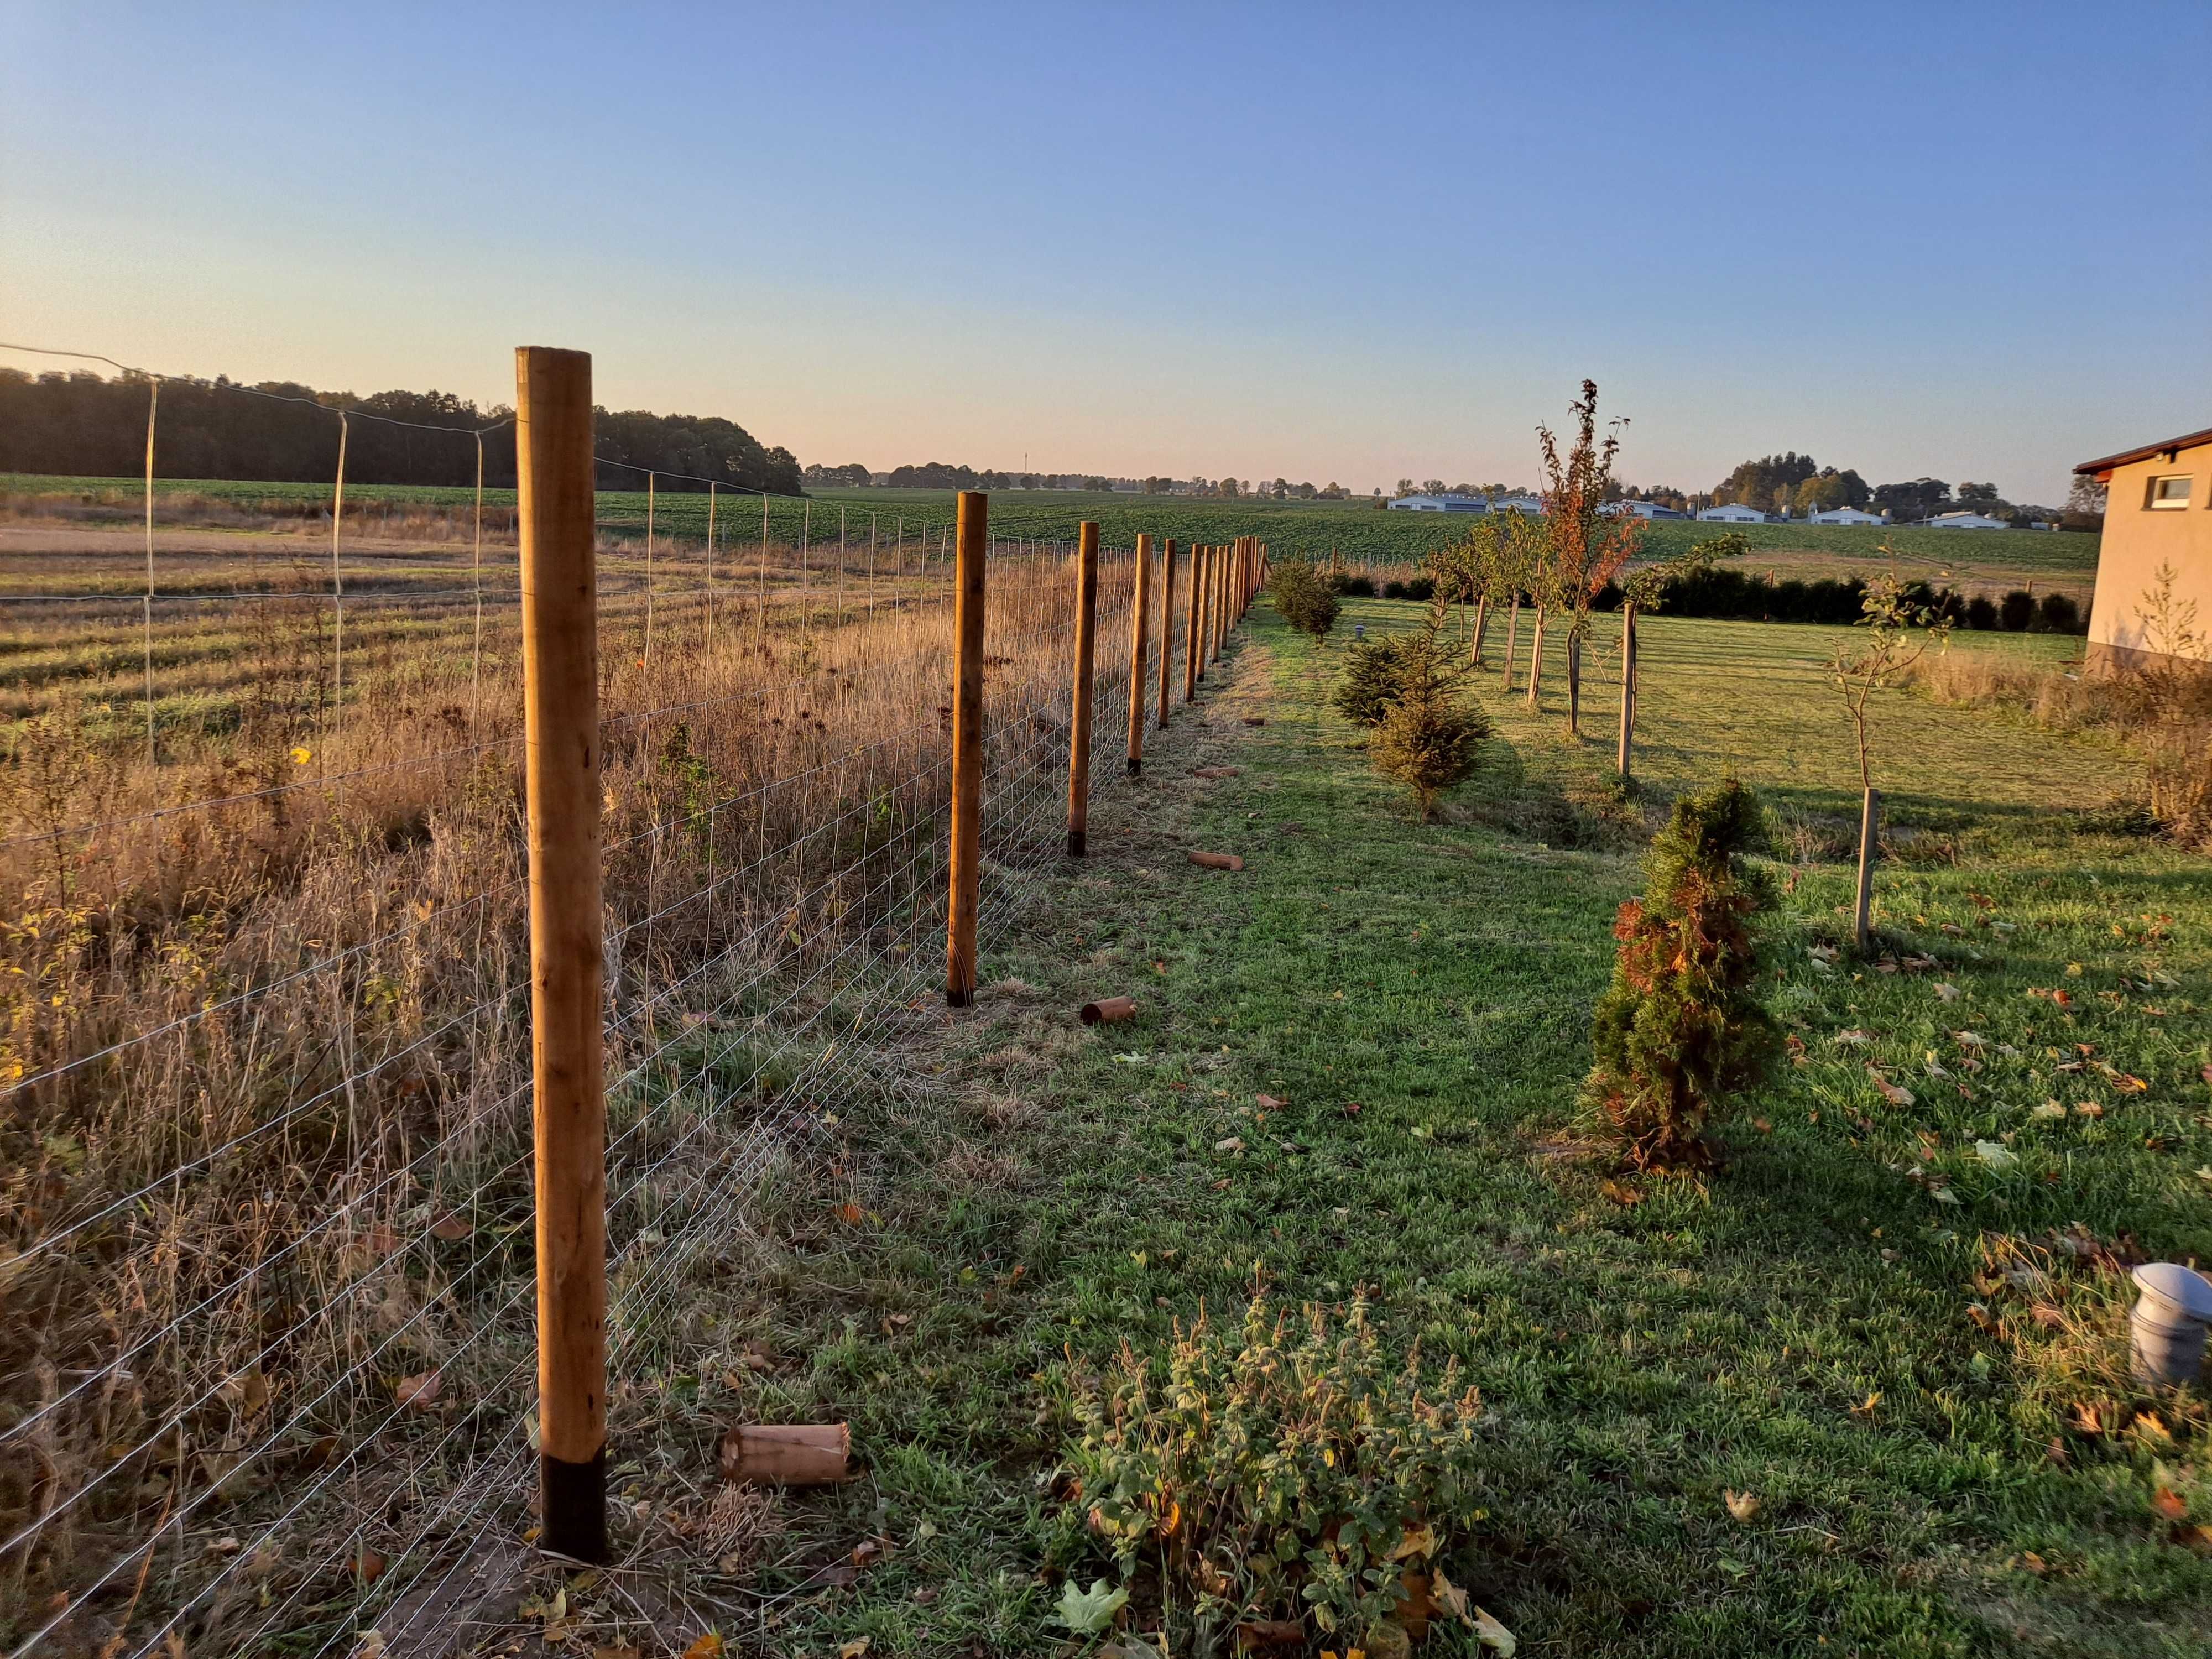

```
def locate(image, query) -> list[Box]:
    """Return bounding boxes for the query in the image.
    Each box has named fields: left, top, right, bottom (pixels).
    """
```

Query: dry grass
left=0, top=523, right=1154, bottom=1648
left=1907, top=644, right=2212, bottom=843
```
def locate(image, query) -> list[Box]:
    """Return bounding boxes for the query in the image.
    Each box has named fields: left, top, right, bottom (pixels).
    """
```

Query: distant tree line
left=1705, top=449, right=2093, bottom=529
left=0, top=368, right=804, bottom=495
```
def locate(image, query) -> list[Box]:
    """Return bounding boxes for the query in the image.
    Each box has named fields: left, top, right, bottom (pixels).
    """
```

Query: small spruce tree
left=1368, top=639, right=1490, bottom=821
left=1584, top=779, right=1776, bottom=1169
left=1333, top=632, right=1432, bottom=728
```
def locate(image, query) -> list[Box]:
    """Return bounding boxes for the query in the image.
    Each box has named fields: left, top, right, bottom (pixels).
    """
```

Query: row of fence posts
left=509, top=348, right=1266, bottom=1559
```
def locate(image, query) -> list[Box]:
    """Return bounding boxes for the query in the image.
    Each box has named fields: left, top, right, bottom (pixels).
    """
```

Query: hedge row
left=1323, top=568, right=2086, bottom=634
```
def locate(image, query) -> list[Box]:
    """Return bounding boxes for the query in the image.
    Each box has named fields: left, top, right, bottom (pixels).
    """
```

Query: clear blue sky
left=4, top=1, right=2206, bottom=503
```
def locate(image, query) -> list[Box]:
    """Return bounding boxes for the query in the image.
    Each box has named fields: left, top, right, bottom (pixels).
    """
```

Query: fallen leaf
left=1472, top=1605, right=1516, bottom=1655
left=1214, top=1136, right=1246, bottom=1155
left=1255, top=1093, right=1287, bottom=1111
left=2154, top=1488, right=2189, bottom=1523
left=681, top=1636, right=725, bottom=1659
left=428, top=1212, right=473, bottom=1241
left=1598, top=1178, right=1644, bottom=1207
left=1934, top=982, right=1961, bottom=1002
left=1052, top=1578, right=1129, bottom=1636
left=1850, top=1391, right=1882, bottom=1419
left=1974, top=1140, right=2018, bottom=1171
left=393, top=1371, right=442, bottom=1412
left=838, top=1641, right=872, bottom=1659
left=1724, top=1489, right=1761, bottom=1522
left=353, top=1543, right=386, bottom=1583
left=1387, top=1521, right=1438, bottom=1561
left=834, top=1201, right=865, bottom=1226
left=1867, top=1068, right=1914, bottom=1108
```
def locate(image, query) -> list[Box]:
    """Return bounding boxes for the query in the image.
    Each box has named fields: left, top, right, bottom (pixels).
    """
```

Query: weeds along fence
left=0, top=342, right=1265, bottom=1656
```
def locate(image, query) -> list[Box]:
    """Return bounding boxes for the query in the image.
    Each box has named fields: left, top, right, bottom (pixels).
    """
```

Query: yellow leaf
left=1724, top=1489, right=1761, bottom=1523
left=1473, top=1606, right=1516, bottom=1655
left=838, top=1641, right=872, bottom=1659
left=681, top=1636, right=724, bottom=1659
left=1386, top=1522, right=1437, bottom=1562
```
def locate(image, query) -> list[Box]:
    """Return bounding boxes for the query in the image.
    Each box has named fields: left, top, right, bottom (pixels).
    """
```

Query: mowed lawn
left=566, top=599, right=2211, bottom=1659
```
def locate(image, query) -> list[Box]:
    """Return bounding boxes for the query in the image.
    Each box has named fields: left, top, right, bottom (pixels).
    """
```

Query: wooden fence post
left=946, top=491, right=988, bottom=1005
left=1126, top=532, right=1153, bottom=774
left=1156, top=538, right=1178, bottom=729
left=1185, top=545, right=1206, bottom=698
left=515, top=345, right=608, bottom=1565
left=1067, top=521, right=1100, bottom=855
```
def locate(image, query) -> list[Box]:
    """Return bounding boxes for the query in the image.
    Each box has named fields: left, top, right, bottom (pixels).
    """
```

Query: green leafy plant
left=1064, top=1295, right=1486, bottom=1653
left=1584, top=779, right=1777, bottom=1170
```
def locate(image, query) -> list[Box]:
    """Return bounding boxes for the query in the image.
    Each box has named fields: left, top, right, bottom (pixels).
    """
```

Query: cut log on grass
left=719, top=1423, right=851, bottom=1486
left=1188, top=851, right=1244, bottom=872
left=1079, top=995, right=1137, bottom=1025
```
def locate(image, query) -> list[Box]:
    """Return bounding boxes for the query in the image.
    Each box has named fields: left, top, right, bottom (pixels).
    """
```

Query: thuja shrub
left=1585, top=778, right=1778, bottom=1169
left=1063, top=1295, right=1486, bottom=1650
left=1269, top=561, right=1342, bottom=639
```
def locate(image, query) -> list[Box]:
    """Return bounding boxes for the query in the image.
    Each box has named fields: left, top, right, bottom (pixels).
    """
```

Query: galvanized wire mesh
left=0, top=359, right=1207, bottom=1655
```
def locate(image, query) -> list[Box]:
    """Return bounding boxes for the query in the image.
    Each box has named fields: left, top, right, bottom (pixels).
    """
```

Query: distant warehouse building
left=1807, top=507, right=1885, bottom=526
left=1602, top=500, right=1690, bottom=519
left=1490, top=494, right=1546, bottom=515
left=1697, top=503, right=1767, bottom=523
left=2075, top=424, right=2212, bottom=672
left=1925, top=511, right=2008, bottom=530
left=1387, top=493, right=1491, bottom=512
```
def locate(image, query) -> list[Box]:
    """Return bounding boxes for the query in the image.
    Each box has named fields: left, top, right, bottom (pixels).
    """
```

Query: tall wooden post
left=946, top=491, right=988, bottom=1005
left=1185, top=546, right=1206, bottom=697
left=1067, top=522, right=1100, bottom=855
left=1616, top=602, right=1637, bottom=776
left=1126, top=533, right=1154, bottom=774
left=1211, top=544, right=1227, bottom=661
left=1156, top=538, right=1178, bottom=729
left=1854, top=786, right=1880, bottom=952
left=515, top=346, right=607, bottom=1565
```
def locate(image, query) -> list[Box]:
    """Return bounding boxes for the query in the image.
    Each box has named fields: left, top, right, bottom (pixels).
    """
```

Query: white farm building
left=1386, top=493, right=1491, bottom=512
left=1807, top=507, right=1885, bottom=526
left=1925, top=511, right=2008, bottom=530
left=1603, top=500, right=1691, bottom=519
left=1697, top=503, right=1767, bottom=523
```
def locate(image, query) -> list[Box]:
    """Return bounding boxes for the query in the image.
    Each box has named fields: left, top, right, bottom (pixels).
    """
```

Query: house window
left=2147, top=474, right=2192, bottom=509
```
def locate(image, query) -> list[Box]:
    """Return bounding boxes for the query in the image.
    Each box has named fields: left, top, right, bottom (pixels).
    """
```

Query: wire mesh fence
left=0, top=344, right=1248, bottom=1656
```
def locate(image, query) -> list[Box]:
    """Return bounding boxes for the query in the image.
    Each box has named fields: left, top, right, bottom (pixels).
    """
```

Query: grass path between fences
left=491, top=598, right=2212, bottom=1659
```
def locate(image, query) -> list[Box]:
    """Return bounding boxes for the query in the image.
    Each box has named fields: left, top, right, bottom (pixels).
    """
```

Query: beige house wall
left=2088, top=441, right=2212, bottom=667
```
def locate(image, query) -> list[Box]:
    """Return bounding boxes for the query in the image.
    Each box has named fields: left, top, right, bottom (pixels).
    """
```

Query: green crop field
left=3, top=472, right=2101, bottom=588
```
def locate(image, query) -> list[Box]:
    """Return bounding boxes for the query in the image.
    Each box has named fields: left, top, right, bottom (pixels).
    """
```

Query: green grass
left=546, top=601, right=2209, bottom=1658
